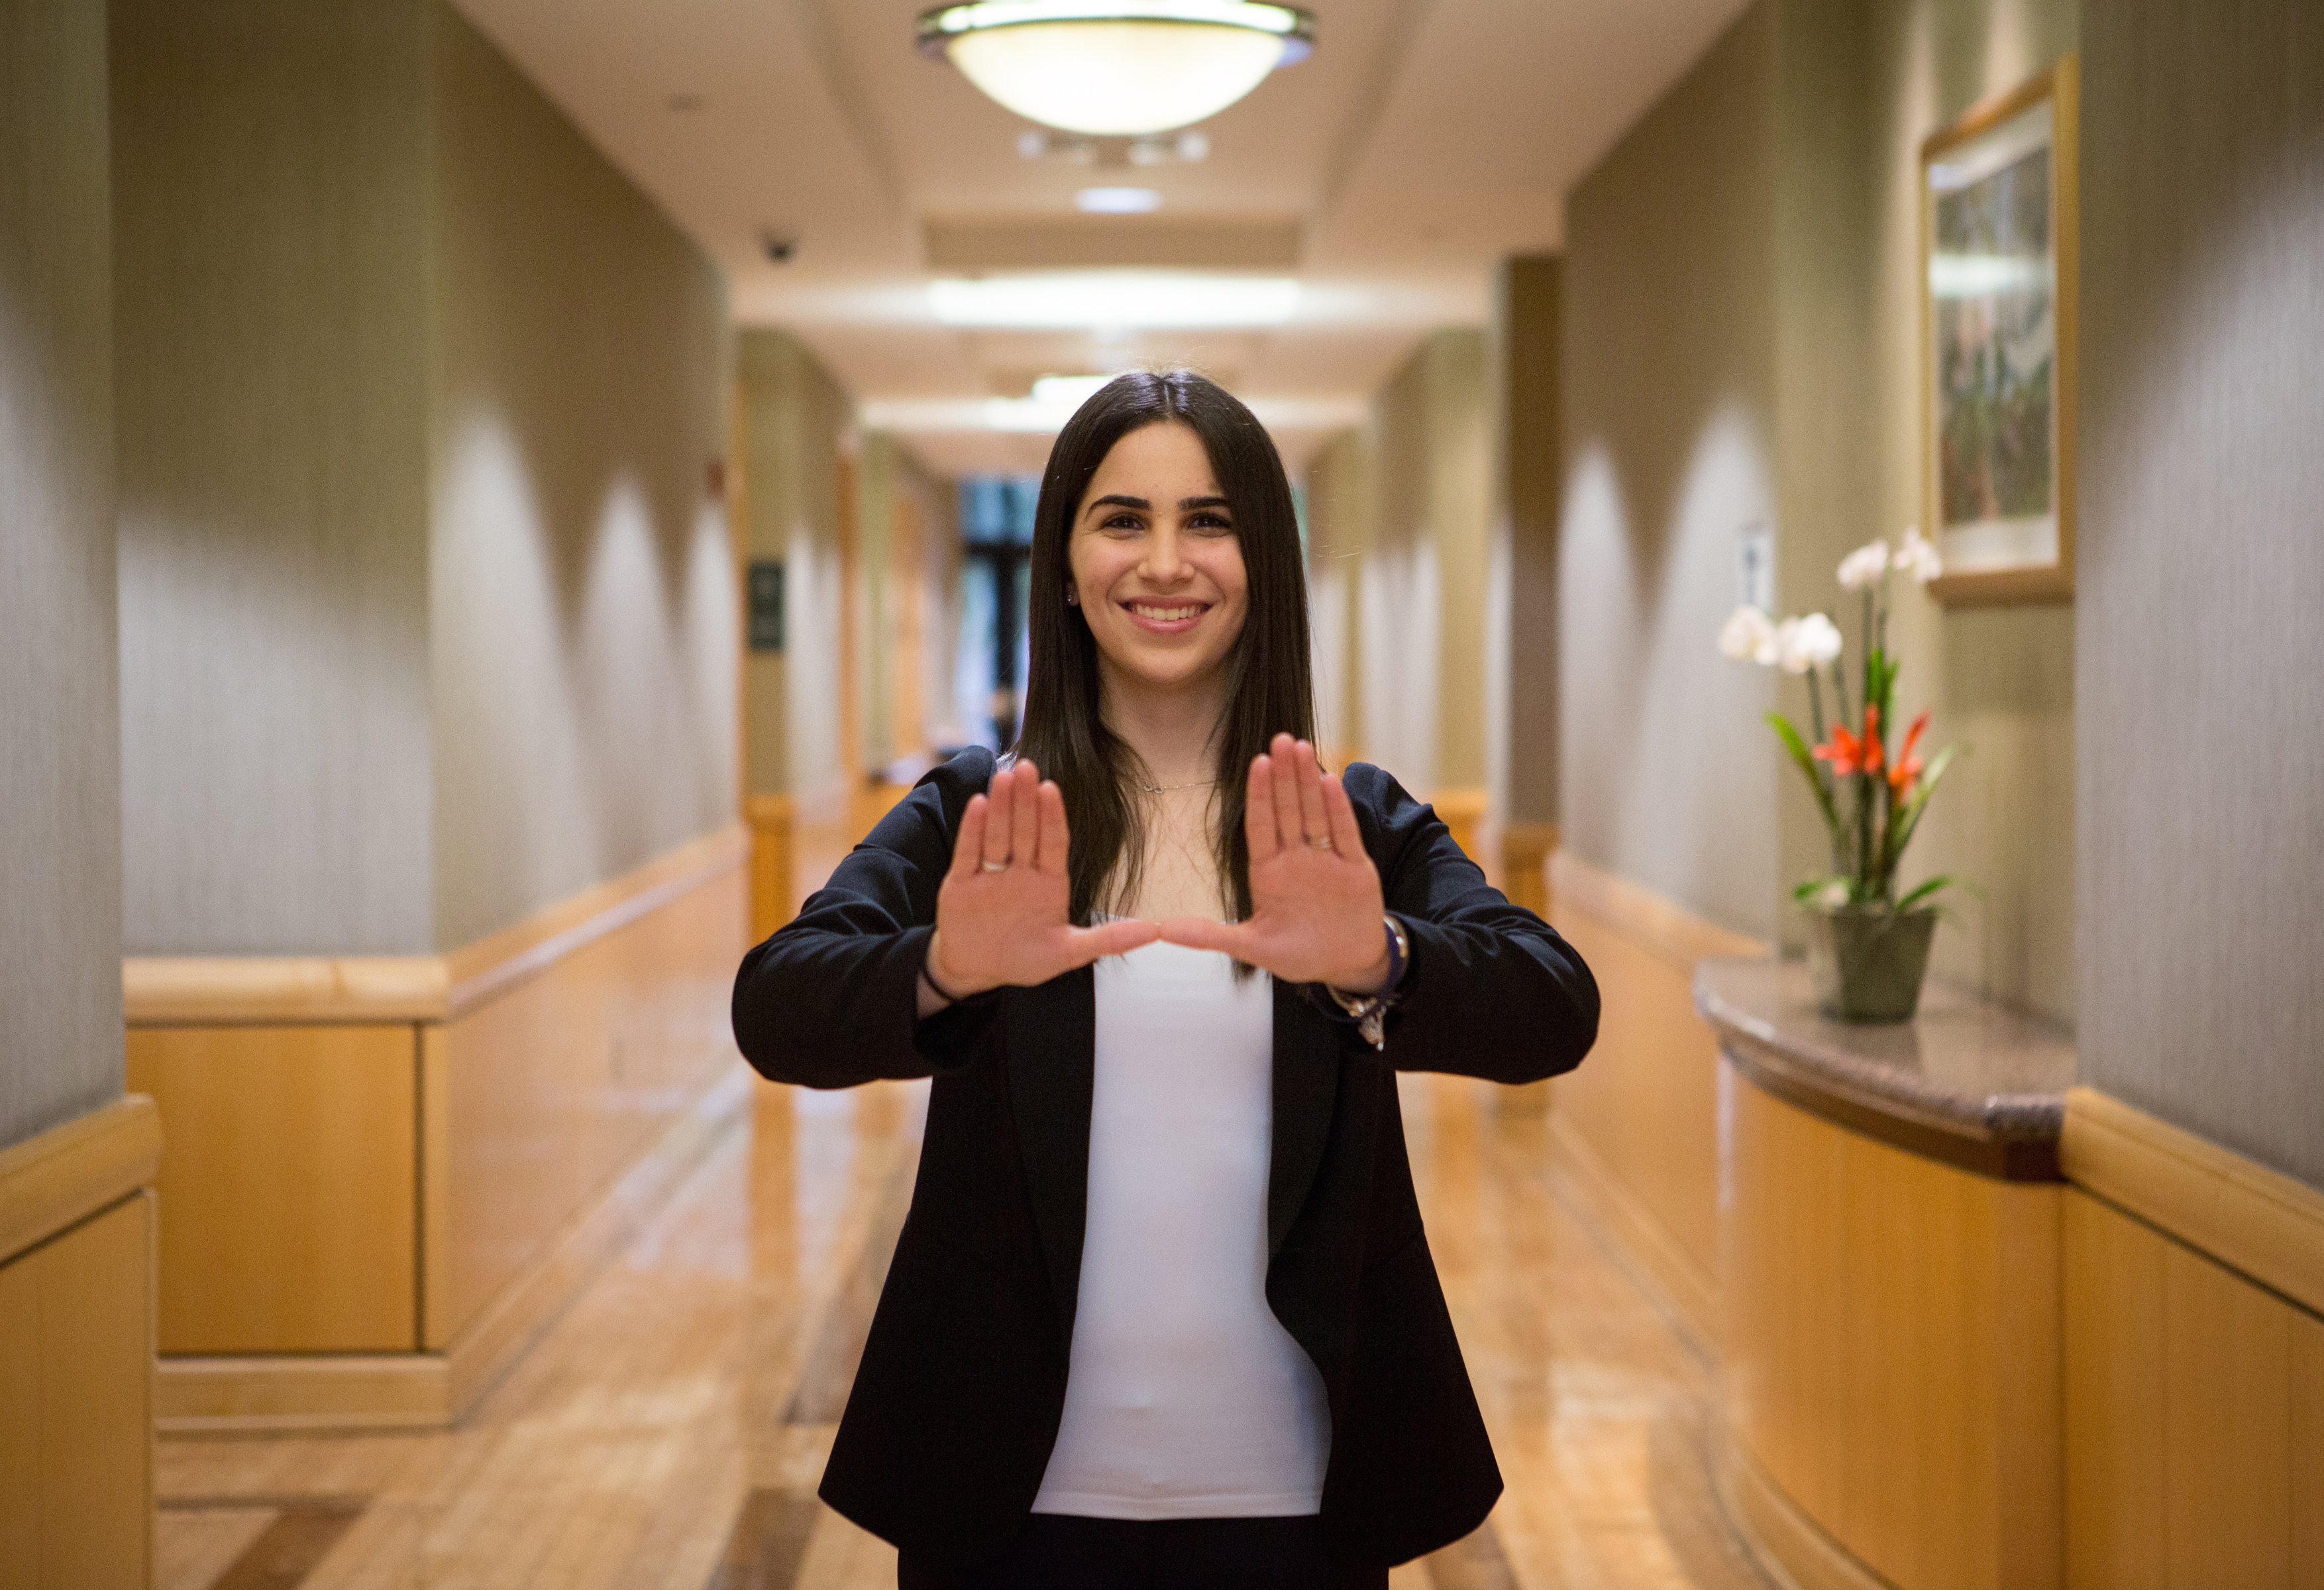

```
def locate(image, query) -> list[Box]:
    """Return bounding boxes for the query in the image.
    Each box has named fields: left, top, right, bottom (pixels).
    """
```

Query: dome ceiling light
left=918, top=0, right=1316, bottom=138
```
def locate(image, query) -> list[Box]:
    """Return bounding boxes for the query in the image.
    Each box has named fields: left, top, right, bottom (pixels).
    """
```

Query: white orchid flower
left=1837, top=541, right=1890, bottom=592
left=1719, top=604, right=1779, bottom=665
left=1893, top=525, right=1943, bottom=584
left=1775, top=611, right=1843, bottom=674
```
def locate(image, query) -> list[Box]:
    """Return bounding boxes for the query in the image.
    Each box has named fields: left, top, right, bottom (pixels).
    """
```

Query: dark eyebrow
left=1180, top=496, right=1232, bottom=512
left=1084, top=494, right=1149, bottom=517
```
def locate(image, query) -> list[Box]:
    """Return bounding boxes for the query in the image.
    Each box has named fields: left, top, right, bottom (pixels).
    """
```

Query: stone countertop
left=1693, top=957, right=2078, bottom=1181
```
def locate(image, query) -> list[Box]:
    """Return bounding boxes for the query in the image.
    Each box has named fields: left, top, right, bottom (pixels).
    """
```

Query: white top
left=1030, top=939, right=1332, bottom=1520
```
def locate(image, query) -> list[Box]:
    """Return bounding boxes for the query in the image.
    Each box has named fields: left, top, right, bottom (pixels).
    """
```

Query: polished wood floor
left=156, top=1068, right=1772, bottom=1589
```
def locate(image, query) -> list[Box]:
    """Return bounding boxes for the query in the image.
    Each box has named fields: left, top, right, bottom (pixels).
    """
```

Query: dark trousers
left=897, top=1514, right=1390, bottom=1590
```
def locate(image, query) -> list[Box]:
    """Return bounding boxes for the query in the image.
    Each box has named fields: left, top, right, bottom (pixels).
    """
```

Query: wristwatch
left=1324, top=914, right=1410, bottom=1051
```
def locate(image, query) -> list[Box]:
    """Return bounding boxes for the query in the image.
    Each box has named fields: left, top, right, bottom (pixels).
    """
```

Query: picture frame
left=1919, top=54, right=2078, bottom=606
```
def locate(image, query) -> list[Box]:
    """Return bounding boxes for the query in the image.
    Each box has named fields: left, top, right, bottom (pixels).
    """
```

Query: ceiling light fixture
left=918, top=0, right=1315, bottom=137
left=928, top=272, right=1301, bottom=329
left=1075, top=186, right=1163, bottom=213
left=1030, top=373, right=1120, bottom=405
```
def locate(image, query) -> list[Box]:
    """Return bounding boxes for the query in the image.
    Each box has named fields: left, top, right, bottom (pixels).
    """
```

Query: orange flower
left=1889, top=711, right=1929, bottom=793
left=1815, top=704, right=1885, bottom=778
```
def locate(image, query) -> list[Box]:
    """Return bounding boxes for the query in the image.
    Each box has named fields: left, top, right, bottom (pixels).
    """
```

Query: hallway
left=9, top=0, right=2324, bottom=1584
left=153, top=1075, right=1766, bottom=1590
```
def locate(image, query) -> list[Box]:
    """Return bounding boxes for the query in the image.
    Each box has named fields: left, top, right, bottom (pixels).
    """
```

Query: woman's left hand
left=1155, top=734, right=1395, bottom=992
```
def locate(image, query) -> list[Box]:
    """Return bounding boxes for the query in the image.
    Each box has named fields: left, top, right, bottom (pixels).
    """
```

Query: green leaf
left=1895, top=874, right=1954, bottom=911
left=1885, top=742, right=1963, bottom=866
left=1766, top=712, right=1842, bottom=840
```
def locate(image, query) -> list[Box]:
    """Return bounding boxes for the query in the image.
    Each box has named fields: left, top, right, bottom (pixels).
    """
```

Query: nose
left=1139, top=523, right=1190, bottom=583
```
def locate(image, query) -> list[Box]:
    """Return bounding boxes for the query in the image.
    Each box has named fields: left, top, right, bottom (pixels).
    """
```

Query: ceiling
left=449, top=0, right=1748, bottom=475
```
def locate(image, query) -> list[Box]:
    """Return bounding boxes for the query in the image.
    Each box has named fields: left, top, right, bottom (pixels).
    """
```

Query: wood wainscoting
left=0, top=1095, right=162, bottom=1588
left=1498, top=822, right=1556, bottom=917
left=126, top=824, right=752, bottom=1434
left=1430, top=787, right=1489, bottom=867
left=1724, top=1074, right=2063, bottom=1590
left=746, top=792, right=794, bottom=944
left=2058, top=1089, right=2324, bottom=1587
left=1542, top=852, right=1768, bottom=1346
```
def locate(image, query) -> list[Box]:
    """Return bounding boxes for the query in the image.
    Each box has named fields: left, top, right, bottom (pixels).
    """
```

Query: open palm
left=925, top=759, right=1158, bottom=1000
left=1157, top=735, right=1392, bottom=992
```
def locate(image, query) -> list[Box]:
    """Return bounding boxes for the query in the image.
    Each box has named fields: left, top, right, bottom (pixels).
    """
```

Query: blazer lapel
left=1268, top=980, right=1340, bottom=1256
left=1006, top=967, right=1096, bottom=1336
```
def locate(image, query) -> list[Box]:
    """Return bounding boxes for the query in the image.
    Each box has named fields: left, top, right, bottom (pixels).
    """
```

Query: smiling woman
left=730, top=369, right=1600, bottom=1589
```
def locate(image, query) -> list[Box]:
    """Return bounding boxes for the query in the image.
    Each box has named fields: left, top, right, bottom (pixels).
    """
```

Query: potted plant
left=1720, top=529, right=1966, bottom=1022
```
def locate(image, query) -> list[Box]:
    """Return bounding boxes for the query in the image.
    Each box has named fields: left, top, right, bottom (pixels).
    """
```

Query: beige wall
left=1863, top=0, right=2079, bottom=1022
left=0, top=0, right=123, bottom=1147
left=855, top=433, right=959, bottom=765
left=427, top=3, right=737, bottom=949
left=1559, top=0, right=2076, bottom=1012
left=1303, top=427, right=1369, bottom=768
left=112, top=0, right=436, bottom=956
left=736, top=329, right=853, bottom=809
left=2077, top=0, right=2324, bottom=1188
left=1314, top=329, right=1492, bottom=798
left=1559, top=3, right=1783, bottom=941
left=112, top=0, right=737, bottom=957
left=1491, top=256, right=1563, bottom=830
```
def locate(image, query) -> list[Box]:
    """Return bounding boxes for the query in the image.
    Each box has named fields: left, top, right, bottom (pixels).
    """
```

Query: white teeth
left=1130, top=603, right=1202, bottom=621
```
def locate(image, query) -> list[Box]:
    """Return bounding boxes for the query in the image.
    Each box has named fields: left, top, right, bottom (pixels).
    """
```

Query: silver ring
left=1304, top=837, right=1334, bottom=851
left=980, top=859, right=1009, bottom=873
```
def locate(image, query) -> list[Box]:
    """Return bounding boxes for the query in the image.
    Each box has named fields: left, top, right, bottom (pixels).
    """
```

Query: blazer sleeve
left=1342, top=762, right=1599, bottom=1085
left=730, top=749, right=1002, bottom=1090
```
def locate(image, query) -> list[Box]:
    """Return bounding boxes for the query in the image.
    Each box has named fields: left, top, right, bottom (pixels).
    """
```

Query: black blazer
left=731, top=749, right=1598, bottom=1570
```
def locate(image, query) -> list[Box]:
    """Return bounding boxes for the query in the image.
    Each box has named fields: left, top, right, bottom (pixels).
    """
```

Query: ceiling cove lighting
left=928, top=272, right=1300, bottom=329
left=918, top=0, right=1315, bottom=137
left=1030, top=372, right=1121, bottom=405
left=1075, top=186, right=1163, bottom=213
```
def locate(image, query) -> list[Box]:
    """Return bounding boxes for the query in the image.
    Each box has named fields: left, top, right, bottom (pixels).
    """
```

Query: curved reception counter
left=1695, top=959, right=2077, bottom=1590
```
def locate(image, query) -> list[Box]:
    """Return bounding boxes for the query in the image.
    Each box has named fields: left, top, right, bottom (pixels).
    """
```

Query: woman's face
left=1067, top=421, right=1249, bottom=702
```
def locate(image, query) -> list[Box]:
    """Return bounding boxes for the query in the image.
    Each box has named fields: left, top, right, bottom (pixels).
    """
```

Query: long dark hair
left=1015, top=370, right=1314, bottom=926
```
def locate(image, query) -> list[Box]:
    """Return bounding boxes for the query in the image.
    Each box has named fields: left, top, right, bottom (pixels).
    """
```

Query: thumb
left=1154, top=917, right=1251, bottom=957
left=1071, top=918, right=1162, bottom=962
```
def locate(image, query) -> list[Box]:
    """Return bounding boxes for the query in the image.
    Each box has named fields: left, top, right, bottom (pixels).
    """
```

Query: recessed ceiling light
left=928, top=273, right=1301, bottom=329
left=1075, top=187, right=1163, bottom=214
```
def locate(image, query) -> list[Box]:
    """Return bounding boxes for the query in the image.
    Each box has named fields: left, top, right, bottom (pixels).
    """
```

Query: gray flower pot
left=1801, top=903, right=1938, bottom=1022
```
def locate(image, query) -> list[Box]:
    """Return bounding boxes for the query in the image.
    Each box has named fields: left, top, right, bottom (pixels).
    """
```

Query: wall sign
left=747, top=559, right=784, bottom=653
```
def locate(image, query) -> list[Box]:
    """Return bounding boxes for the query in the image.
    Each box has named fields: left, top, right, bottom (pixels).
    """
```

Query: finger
left=982, top=770, right=1015, bottom=869
left=1321, top=772, right=1365, bottom=860
left=1012, top=763, right=1041, bottom=867
left=1153, top=916, right=1251, bottom=956
left=1067, top=919, right=1160, bottom=962
left=1244, top=755, right=1280, bottom=862
left=1034, top=780, right=1069, bottom=875
left=1268, top=733, right=1302, bottom=851
left=1294, top=739, right=1330, bottom=847
left=949, top=795, right=990, bottom=881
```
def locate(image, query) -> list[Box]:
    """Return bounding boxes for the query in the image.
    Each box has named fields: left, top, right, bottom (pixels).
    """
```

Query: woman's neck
left=1097, top=659, right=1231, bottom=788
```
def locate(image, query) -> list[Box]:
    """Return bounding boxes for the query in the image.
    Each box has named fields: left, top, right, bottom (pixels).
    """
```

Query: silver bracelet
left=1326, top=914, right=1409, bottom=1051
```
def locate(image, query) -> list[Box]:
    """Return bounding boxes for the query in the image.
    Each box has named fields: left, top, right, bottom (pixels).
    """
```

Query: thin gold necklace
left=1137, top=777, right=1220, bottom=794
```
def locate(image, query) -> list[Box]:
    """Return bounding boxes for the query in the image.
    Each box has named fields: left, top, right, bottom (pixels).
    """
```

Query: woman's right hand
left=919, top=759, right=1157, bottom=1014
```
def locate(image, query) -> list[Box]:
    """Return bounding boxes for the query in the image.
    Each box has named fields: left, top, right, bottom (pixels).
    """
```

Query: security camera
left=761, top=231, right=800, bottom=264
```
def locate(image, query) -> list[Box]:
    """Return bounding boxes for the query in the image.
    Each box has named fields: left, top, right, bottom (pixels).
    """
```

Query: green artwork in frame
left=1919, top=56, right=2078, bottom=606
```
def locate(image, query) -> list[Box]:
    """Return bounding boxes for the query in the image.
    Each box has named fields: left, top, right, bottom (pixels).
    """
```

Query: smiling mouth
left=1126, top=601, right=1207, bottom=622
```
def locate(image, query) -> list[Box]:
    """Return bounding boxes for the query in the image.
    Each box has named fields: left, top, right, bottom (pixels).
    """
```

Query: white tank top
left=1030, top=939, right=1332, bottom=1519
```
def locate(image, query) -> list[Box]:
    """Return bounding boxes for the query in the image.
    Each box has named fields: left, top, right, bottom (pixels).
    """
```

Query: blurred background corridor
left=4, top=0, right=2320, bottom=1585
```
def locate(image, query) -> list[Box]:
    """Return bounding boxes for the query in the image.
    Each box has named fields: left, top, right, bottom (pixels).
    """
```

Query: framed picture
left=1920, top=54, right=2078, bottom=605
